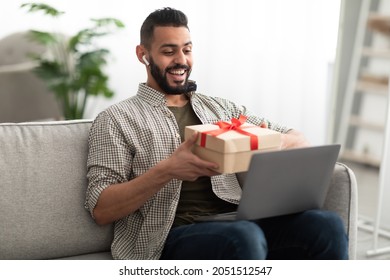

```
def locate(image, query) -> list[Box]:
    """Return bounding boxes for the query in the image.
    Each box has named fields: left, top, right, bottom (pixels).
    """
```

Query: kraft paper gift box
left=184, top=115, right=281, bottom=174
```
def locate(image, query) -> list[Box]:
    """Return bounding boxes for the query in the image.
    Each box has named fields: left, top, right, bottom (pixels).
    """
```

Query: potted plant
left=21, top=3, right=125, bottom=119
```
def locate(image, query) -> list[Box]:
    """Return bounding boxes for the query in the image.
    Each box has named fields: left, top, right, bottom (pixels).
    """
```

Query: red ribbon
left=200, top=115, right=259, bottom=150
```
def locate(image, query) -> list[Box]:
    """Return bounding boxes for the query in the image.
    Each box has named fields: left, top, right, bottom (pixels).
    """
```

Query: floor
left=345, top=161, right=390, bottom=260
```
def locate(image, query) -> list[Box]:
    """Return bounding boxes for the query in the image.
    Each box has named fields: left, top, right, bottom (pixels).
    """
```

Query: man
left=85, top=7, right=348, bottom=260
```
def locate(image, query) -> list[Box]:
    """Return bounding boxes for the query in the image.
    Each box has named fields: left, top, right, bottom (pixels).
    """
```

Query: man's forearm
left=92, top=160, right=173, bottom=226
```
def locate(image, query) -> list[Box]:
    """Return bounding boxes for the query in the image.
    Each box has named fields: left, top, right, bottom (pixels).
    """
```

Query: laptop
left=195, top=144, right=340, bottom=222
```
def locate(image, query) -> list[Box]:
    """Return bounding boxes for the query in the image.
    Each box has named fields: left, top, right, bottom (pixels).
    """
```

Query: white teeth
left=169, top=70, right=185, bottom=75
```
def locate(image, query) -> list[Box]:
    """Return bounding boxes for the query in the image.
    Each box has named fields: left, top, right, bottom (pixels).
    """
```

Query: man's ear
left=136, top=45, right=149, bottom=65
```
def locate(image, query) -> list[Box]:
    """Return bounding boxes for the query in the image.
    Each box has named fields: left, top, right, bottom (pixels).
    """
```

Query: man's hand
left=163, top=132, right=220, bottom=181
left=280, top=129, right=310, bottom=150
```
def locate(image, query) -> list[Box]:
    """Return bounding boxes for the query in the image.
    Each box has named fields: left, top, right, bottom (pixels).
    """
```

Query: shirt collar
left=137, top=83, right=166, bottom=106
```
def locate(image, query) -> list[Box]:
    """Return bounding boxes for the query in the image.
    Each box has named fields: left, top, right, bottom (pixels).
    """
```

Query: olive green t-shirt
left=168, top=102, right=237, bottom=227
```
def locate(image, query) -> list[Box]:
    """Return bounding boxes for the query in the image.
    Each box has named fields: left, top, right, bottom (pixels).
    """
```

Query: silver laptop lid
left=236, top=144, right=340, bottom=220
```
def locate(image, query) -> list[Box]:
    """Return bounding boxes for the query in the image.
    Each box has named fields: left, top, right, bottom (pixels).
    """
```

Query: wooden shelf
left=360, top=72, right=388, bottom=84
left=349, top=115, right=384, bottom=131
left=341, top=149, right=381, bottom=167
left=367, top=13, right=390, bottom=36
left=356, top=80, right=388, bottom=95
left=362, top=47, right=390, bottom=59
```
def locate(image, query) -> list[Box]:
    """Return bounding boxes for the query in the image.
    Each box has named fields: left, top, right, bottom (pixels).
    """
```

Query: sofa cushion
left=0, top=120, right=113, bottom=259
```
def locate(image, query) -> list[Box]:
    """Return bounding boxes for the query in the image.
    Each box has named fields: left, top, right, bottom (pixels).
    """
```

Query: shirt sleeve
left=84, top=111, right=133, bottom=218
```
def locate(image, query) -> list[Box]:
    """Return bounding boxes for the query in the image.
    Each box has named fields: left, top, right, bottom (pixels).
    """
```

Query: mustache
left=165, top=64, right=190, bottom=72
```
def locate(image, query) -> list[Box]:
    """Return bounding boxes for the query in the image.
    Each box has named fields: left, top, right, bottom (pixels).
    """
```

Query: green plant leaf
left=91, top=18, right=125, bottom=28
left=20, top=3, right=64, bottom=17
left=78, top=49, right=109, bottom=68
left=27, top=30, right=58, bottom=45
left=68, top=29, right=109, bottom=52
left=21, top=2, right=122, bottom=119
left=103, top=88, right=114, bottom=98
left=33, top=60, right=70, bottom=92
left=33, top=60, right=62, bottom=79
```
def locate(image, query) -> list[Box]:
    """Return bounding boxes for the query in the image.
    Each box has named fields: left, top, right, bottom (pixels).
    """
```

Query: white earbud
left=142, top=55, right=150, bottom=66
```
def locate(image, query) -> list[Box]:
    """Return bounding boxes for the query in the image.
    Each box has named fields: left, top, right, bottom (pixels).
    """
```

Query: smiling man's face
left=146, top=26, right=193, bottom=95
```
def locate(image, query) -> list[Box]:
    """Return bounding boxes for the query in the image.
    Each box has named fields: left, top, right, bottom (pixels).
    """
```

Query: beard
left=149, top=57, right=192, bottom=95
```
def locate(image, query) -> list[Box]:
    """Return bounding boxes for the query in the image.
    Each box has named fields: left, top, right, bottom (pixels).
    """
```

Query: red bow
left=200, top=115, right=259, bottom=150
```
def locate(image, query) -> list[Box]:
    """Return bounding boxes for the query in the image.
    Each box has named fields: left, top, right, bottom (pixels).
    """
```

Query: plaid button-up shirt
left=85, top=83, right=290, bottom=259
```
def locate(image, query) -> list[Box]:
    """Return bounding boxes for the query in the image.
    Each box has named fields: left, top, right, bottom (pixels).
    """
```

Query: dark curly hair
left=140, top=7, right=189, bottom=49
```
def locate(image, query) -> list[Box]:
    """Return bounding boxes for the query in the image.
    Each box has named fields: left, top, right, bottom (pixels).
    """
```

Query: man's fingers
left=182, top=132, right=199, bottom=149
left=189, top=132, right=199, bottom=143
left=260, top=121, right=268, bottom=128
left=174, top=132, right=220, bottom=176
left=193, top=155, right=219, bottom=171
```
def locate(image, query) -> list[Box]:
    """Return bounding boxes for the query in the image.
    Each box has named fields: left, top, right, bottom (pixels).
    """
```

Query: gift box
left=184, top=115, right=281, bottom=174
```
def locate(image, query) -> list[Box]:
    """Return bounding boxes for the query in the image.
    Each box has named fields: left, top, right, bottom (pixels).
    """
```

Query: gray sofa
left=0, top=120, right=358, bottom=259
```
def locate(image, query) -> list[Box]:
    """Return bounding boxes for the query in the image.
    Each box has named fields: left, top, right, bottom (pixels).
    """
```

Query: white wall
left=0, top=0, right=341, bottom=145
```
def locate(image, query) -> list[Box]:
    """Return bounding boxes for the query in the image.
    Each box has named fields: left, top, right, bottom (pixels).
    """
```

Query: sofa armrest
left=0, top=120, right=114, bottom=259
left=323, top=162, right=358, bottom=259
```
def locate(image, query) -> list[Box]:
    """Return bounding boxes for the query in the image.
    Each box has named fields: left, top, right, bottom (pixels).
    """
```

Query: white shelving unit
left=335, top=0, right=390, bottom=258
left=337, top=0, right=389, bottom=167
